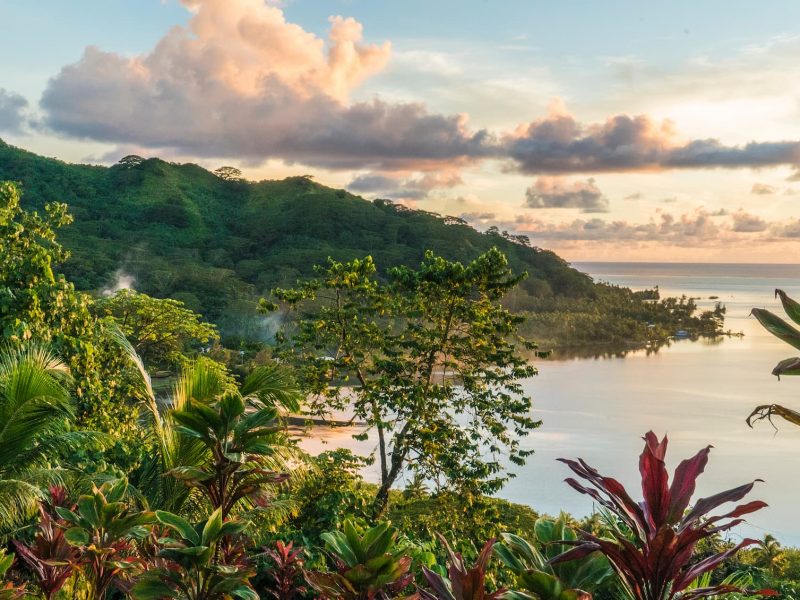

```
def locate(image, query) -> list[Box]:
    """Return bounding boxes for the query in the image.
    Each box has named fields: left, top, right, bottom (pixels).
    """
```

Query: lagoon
left=302, top=262, right=800, bottom=544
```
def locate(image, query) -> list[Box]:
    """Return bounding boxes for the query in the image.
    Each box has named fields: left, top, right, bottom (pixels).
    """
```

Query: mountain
left=0, top=140, right=596, bottom=323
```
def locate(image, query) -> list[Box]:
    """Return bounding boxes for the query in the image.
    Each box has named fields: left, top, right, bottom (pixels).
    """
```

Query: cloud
left=511, top=209, right=720, bottom=245
left=0, top=89, right=28, bottom=133
left=502, top=207, right=800, bottom=247
left=624, top=192, right=643, bottom=200
left=751, top=183, right=777, bottom=195
left=347, top=169, right=462, bottom=200
left=505, top=100, right=800, bottom=174
left=460, top=211, right=497, bottom=224
left=40, top=0, right=491, bottom=171
left=33, top=3, right=800, bottom=179
left=524, top=176, right=609, bottom=212
left=771, top=220, right=800, bottom=238
left=731, top=210, right=768, bottom=232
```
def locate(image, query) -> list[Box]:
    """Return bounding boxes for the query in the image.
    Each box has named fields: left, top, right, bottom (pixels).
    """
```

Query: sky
left=4, top=0, right=800, bottom=262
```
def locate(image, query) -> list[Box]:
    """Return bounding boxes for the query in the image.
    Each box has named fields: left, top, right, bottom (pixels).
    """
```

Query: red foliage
left=420, top=535, right=506, bottom=600
left=553, top=432, right=775, bottom=600
left=262, top=541, right=307, bottom=600
left=13, top=487, right=81, bottom=600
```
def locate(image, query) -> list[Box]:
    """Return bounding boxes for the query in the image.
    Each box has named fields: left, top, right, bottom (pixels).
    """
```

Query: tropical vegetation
left=0, top=141, right=725, bottom=351
left=0, top=174, right=789, bottom=600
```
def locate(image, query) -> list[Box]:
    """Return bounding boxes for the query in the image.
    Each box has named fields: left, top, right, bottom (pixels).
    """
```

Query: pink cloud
left=525, top=176, right=609, bottom=212
left=41, top=0, right=489, bottom=171
left=505, top=101, right=800, bottom=174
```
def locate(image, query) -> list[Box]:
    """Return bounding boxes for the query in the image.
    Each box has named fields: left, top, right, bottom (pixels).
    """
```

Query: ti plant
left=258, top=540, right=307, bottom=600
left=684, top=571, right=757, bottom=600
left=57, top=479, right=155, bottom=600
left=167, top=367, right=296, bottom=518
left=131, top=508, right=257, bottom=600
left=748, top=288, right=800, bottom=427
left=553, top=431, right=774, bottom=600
left=14, top=486, right=82, bottom=600
left=305, top=520, right=413, bottom=599
left=0, top=550, right=26, bottom=600
left=495, top=514, right=612, bottom=600
left=419, top=535, right=505, bottom=600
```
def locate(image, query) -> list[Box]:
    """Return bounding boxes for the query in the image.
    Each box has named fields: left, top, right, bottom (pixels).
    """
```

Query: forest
left=0, top=175, right=797, bottom=600
left=0, top=140, right=728, bottom=352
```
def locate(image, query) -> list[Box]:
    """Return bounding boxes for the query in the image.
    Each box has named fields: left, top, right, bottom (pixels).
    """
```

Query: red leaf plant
left=13, top=486, right=82, bottom=600
left=420, top=535, right=506, bottom=600
left=260, top=541, right=307, bottom=600
left=552, top=432, right=776, bottom=600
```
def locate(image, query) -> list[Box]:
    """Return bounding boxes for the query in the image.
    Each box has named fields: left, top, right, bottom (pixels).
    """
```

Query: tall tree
left=0, top=181, right=137, bottom=440
left=96, top=289, right=218, bottom=369
left=264, top=248, right=540, bottom=514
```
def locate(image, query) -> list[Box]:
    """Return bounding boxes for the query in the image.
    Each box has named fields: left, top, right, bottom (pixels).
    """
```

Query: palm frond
left=0, top=344, right=75, bottom=480
left=240, top=364, right=303, bottom=412
left=173, top=358, right=232, bottom=408
left=0, top=479, right=43, bottom=535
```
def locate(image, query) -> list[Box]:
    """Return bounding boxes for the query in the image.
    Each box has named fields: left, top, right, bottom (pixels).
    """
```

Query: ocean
left=302, top=262, right=800, bottom=545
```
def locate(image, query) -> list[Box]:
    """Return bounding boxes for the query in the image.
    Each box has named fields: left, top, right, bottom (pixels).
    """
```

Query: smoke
left=101, top=269, right=136, bottom=296
left=216, top=311, right=287, bottom=344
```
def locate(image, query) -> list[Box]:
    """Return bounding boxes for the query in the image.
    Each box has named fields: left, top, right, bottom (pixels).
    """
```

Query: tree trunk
left=372, top=445, right=406, bottom=518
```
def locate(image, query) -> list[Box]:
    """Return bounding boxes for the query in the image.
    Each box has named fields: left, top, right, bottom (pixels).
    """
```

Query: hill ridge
left=0, top=140, right=596, bottom=323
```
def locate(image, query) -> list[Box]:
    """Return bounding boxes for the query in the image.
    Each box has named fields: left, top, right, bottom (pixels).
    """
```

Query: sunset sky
left=4, top=0, right=800, bottom=261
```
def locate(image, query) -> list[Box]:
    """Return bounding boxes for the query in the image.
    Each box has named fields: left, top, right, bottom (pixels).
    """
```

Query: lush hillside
left=0, top=139, right=596, bottom=322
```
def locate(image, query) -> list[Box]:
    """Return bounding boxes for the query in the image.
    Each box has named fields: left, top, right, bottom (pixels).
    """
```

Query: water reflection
left=297, top=263, right=800, bottom=545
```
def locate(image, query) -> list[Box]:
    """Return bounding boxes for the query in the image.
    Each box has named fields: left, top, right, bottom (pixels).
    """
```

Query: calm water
left=302, top=262, right=800, bottom=545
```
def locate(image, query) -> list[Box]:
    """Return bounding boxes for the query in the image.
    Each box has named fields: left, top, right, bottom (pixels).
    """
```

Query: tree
left=0, top=181, right=138, bottom=440
left=96, top=289, right=218, bottom=369
left=265, top=249, right=539, bottom=515
left=128, top=351, right=302, bottom=517
left=117, top=155, right=145, bottom=169
left=0, top=344, right=99, bottom=533
left=756, top=534, right=785, bottom=575
left=213, top=166, right=243, bottom=182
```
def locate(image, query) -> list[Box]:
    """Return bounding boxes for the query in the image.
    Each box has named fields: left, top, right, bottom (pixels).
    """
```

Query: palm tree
left=0, top=344, right=76, bottom=532
left=118, top=328, right=304, bottom=519
left=757, top=534, right=784, bottom=574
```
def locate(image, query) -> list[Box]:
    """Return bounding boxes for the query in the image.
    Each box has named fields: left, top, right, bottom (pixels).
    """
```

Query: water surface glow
left=302, top=263, right=800, bottom=544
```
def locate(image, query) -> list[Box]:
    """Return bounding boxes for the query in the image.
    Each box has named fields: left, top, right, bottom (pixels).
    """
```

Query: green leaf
left=77, top=495, right=100, bottom=528
left=518, top=570, right=563, bottom=600
left=751, top=308, right=800, bottom=351
left=106, top=478, right=129, bottom=503
left=131, top=577, right=177, bottom=600
left=776, top=289, right=800, bottom=326
left=772, top=357, right=800, bottom=379
left=202, top=508, right=223, bottom=546
left=0, top=552, right=14, bottom=578
left=55, top=506, right=80, bottom=524
left=64, top=527, right=90, bottom=546
left=321, top=531, right=358, bottom=567
left=156, top=510, right=200, bottom=545
left=167, top=466, right=213, bottom=483
left=172, top=545, right=210, bottom=557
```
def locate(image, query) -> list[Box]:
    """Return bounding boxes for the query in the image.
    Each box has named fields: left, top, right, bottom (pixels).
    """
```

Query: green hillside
left=0, top=139, right=595, bottom=322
